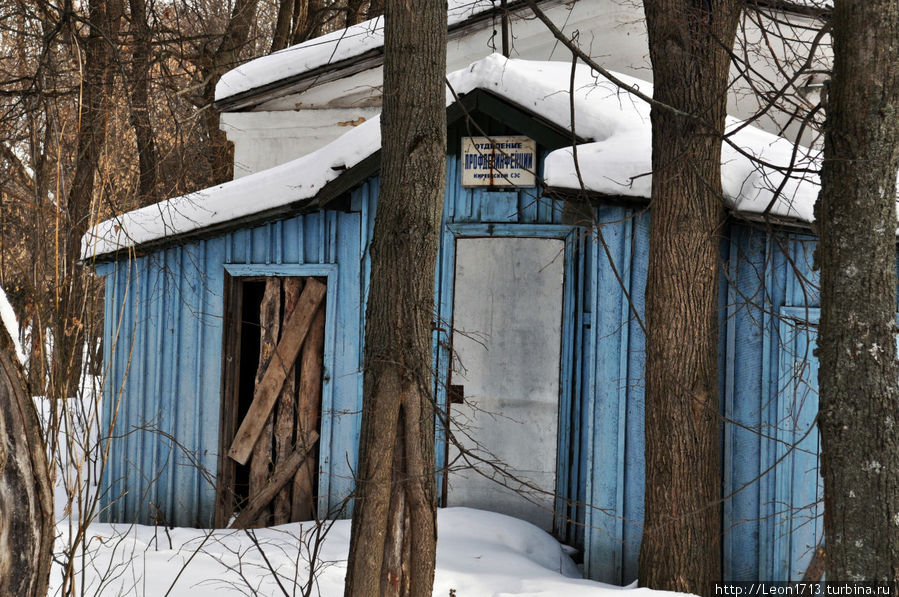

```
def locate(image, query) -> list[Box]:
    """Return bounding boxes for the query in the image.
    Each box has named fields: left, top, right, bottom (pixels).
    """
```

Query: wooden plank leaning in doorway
left=219, top=275, right=327, bottom=528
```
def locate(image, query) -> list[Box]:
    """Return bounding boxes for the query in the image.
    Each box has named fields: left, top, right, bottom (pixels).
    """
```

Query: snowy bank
left=49, top=508, right=679, bottom=597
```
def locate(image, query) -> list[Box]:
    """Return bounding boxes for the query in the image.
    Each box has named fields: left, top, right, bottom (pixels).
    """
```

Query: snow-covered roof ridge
left=215, top=0, right=503, bottom=104
left=83, top=54, right=822, bottom=260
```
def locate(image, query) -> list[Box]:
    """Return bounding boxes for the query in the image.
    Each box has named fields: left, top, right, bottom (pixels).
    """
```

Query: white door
left=446, top=237, right=564, bottom=530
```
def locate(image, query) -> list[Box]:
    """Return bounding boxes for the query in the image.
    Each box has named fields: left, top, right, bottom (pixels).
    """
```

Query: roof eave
left=213, top=0, right=566, bottom=112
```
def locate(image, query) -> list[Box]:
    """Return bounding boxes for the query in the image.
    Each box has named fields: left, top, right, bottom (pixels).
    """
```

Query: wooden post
left=215, top=275, right=243, bottom=527
left=248, top=278, right=281, bottom=523
left=292, top=304, right=325, bottom=520
left=273, top=278, right=303, bottom=524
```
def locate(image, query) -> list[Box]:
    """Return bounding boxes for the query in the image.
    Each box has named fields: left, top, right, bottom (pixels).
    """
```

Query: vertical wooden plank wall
left=722, top=226, right=824, bottom=582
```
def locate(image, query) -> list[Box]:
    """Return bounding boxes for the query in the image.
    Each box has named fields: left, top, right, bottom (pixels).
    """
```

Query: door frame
left=215, top=263, right=338, bottom=525
left=433, top=222, right=580, bottom=535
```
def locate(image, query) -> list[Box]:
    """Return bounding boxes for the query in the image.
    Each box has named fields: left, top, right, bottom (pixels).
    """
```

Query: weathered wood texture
left=230, top=429, right=320, bottom=529
left=215, top=275, right=244, bottom=527
left=229, top=277, right=326, bottom=465
left=639, top=1, right=742, bottom=594
left=816, top=0, right=899, bottom=580
left=274, top=278, right=303, bottom=524
left=293, top=305, right=325, bottom=521
left=0, top=323, right=53, bottom=595
left=249, top=278, right=281, bottom=524
left=343, top=0, right=446, bottom=593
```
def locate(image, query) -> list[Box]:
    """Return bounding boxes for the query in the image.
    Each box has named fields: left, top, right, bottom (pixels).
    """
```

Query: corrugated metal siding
left=98, top=203, right=367, bottom=527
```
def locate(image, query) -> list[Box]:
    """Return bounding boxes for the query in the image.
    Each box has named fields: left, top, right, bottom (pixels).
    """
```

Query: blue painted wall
left=97, top=148, right=841, bottom=584
left=97, top=207, right=366, bottom=527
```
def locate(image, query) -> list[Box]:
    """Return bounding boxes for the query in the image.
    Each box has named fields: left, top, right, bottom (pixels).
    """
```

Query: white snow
left=48, top=507, right=682, bottom=596
left=215, top=0, right=497, bottom=102
left=83, top=54, right=822, bottom=260
left=0, top=284, right=25, bottom=364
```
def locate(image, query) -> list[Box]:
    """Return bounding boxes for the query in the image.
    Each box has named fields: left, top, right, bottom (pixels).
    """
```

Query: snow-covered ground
left=48, top=508, right=672, bottom=597
left=1, top=284, right=667, bottom=597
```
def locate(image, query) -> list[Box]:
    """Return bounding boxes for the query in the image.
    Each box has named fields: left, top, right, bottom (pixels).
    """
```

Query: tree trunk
left=200, top=0, right=260, bottom=185
left=59, top=0, right=122, bottom=400
left=815, top=0, right=899, bottom=580
left=343, top=0, right=446, bottom=594
left=639, top=2, right=742, bottom=594
left=127, top=0, right=159, bottom=205
left=0, top=321, right=54, bottom=596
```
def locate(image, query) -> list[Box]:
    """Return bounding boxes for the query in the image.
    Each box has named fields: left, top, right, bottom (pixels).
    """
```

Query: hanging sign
left=461, top=136, right=536, bottom=188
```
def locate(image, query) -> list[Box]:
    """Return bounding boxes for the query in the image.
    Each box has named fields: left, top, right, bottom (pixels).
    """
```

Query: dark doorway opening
left=216, top=275, right=327, bottom=527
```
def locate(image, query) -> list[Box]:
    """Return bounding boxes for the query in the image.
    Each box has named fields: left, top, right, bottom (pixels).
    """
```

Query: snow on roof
left=215, top=0, right=498, bottom=103
left=82, top=54, right=821, bottom=260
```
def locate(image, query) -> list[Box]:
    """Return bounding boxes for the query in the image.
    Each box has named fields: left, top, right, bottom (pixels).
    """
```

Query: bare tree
left=343, top=0, right=446, bottom=594
left=815, top=0, right=899, bottom=580
left=0, top=319, right=53, bottom=596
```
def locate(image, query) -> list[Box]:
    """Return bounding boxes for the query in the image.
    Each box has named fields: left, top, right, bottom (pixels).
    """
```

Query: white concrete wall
left=220, top=0, right=830, bottom=176
left=221, top=109, right=380, bottom=178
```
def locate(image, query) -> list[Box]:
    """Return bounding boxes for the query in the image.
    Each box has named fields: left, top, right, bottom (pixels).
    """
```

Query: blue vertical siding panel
left=303, top=212, right=321, bottom=264
left=274, top=221, right=283, bottom=264
left=229, top=228, right=248, bottom=264
left=163, top=247, right=183, bottom=518
left=722, top=225, right=826, bottom=582
left=198, top=239, right=226, bottom=525
left=124, top=258, right=149, bottom=520
left=325, top=211, right=363, bottom=513
left=555, top=230, right=578, bottom=538
left=101, top=260, right=129, bottom=521
left=170, top=244, right=204, bottom=525
left=433, top=176, right=454, bottom=500
left=576, top=232, right=598, bottom=551
left=518, top=187, right=539, bottom=223
left=145, top=255, right=166, bottom=520
left=281, top=217, right=300, bottom=264
left=622, top=210, right=648, bottom=583
left=723, top=227, right=768, bottom=581
left=584, top=206, right=631, bottom=583
left=566, top=230, right=588, bottom=546
left=478, top=190, right=518, bottom=222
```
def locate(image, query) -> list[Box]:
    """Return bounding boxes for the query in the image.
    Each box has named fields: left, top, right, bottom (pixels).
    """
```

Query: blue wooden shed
left=83, top=55, right=836, bottom=584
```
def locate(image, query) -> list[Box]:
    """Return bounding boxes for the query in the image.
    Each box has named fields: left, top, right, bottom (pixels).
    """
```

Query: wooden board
left=229, top=278, right=326, bottom=465
left=230, top=430, right=320, bottom=529
left=273, top=278, right=303, bottom=524
left=292, top=305, right=326, bottom=520
left=248, top=279, right=281, bottom=513
left=214, top=275, right=243, bottom=527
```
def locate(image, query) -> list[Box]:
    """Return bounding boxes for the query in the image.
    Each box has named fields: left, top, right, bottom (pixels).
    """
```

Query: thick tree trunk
left=639, top=2, right=742, bottom=594
left=815, top=0, right=899, bottom=580
left=343, top=0, right=446, bottom=594
left=0, top=323, right=54, bottom=596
